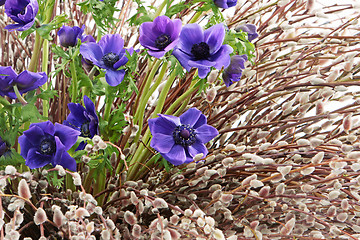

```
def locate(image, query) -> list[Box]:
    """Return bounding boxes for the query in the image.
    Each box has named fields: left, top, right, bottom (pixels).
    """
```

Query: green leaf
left=0, top=150, right=25, bottom=167
left=21, top=104, right=44, bottom=123
left=161, top=157, right=171, bottom=172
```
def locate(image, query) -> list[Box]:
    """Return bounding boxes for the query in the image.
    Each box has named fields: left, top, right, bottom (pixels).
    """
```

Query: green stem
left=133, top=59, right=160, bottom=123
left=154, top=0, right=167, bottom=17
left=151, top=69, right=177, bottom=117
left=41, top=39, right=49, bottom=118
left=28, top=32, right=42, bottom=72
left=165, top=80, right=198, bottom=115
left=132, top=60, right=167, bottom=144
left=189, top=11, right=202, bottom=24
left=82, top=67, right=96, bottom=99
left=127, top=69, right=177, bottom=180
left=70, top=57, right=78, bottom=103
left=0, top=97, right=10, bottom=107
left=13, top=85, right=27, bottom=105
left=103, top=86, right=114, bottom=121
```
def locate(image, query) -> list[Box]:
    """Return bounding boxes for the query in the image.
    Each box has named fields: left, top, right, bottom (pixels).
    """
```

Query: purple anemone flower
left=139, top=15, right=182, bottom=58
left=172, top=23, right=233, bottom=79
left=18, top=121, right=80, bottom=171
left=63, top=96, right=99, bottom=150
left=214, top=0, right=237, bottom=9
left=148, top=108, right=218, bottom=166
left=4, top=0, right=38, bottom=31
left=80, top=34, right=134, bottom=86
left=236, top=24, right=259, bottom=42
left=223, top=54, right=247, bottom=87
left=0, top=66, right=47, bottom=99
left=58, top=25, right=85, bottom=48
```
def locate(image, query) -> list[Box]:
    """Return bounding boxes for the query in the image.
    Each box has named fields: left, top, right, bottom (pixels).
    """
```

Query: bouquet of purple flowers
left=0, top=0, right=359, bottom=239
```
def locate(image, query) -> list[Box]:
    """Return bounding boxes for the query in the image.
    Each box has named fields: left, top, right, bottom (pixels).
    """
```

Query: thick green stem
left=189, top=11, right=202, bottom=24
left=70, top=58, right=78, bottom=103
left=127, top=69, right=177, bottom=180
left=28, top=32, right=42, bottom=72
left=151, top=69, right=177, bottom=117
left=13, top=85, right=27, bottom=105
left=41, top=39, right=49, bottom=118
left=154, top=0, right=167, bottom=17
left=103, top=86, right=114, bottom=121
left=132, top=61, right=167, bottom=144
left=165, top=80, right=198, bottom=115
left=133, top=59, right=160, bottom=123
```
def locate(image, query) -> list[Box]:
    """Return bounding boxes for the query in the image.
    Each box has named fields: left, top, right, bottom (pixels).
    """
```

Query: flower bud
left=58, top=26, right=84, bottom=48
left=34, top=208, right=47, bottom=225
left=18, top=179, right=31, bottom=199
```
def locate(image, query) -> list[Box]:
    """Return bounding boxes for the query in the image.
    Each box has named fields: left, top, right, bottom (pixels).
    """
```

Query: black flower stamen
left=39, top=136, right=56, bottom=155
left=173, top=124, right=196, bottom=146
left=155, top=34, right=172, bottom=50
left=81, top=122, right=91, bottom=138
left=191, top=42, right=210, bottom=60
left=102, top=52, right=120, bottom=68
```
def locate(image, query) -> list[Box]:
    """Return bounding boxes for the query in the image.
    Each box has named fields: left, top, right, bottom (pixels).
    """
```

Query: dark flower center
left=155, top=34, right=172, bottom=50
left=39, top=136, right=56, bottom=155
left=102, top=52, right=120, bottom=68
left=173, top=125, right=196, bottom=146
left=81, top=122, right=91, bottom=138
left=191, top=42, right=210, bottom=60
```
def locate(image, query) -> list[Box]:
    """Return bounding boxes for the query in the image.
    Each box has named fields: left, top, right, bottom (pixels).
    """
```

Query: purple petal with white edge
left=105, top=69, right=125, bottom=87
left=25, top=148, right=52, bottom=169
left=179, top=108, right=202, bottom=127
left=80, top=42, right=103, bottom=67
left=187, top=140, right=208, bottom=158
left=204, top=24, right=225, bottom=54
left=209, top=44, right=233, bottom=70
left=150, top=133, right=175, bottom=154
left=178, top=24, right=204, bottom=53
left=23, top=125, right=45, bottom=146
left=31, top=121, right=55, bottom=135
left=162, top=144, right=186, bottom=166
left=195, top=124, right=219, bottom=143
left=54, top=123, right=80, bottom=150
left=18, top=135, right=34, bottom=159
left=53, top=137, right=76, bottom=171
left=148, top=117, right=176, bottom=136
left=172, top=48, right=192, bottom=72
left=98, top=34, right=124, bottom=55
